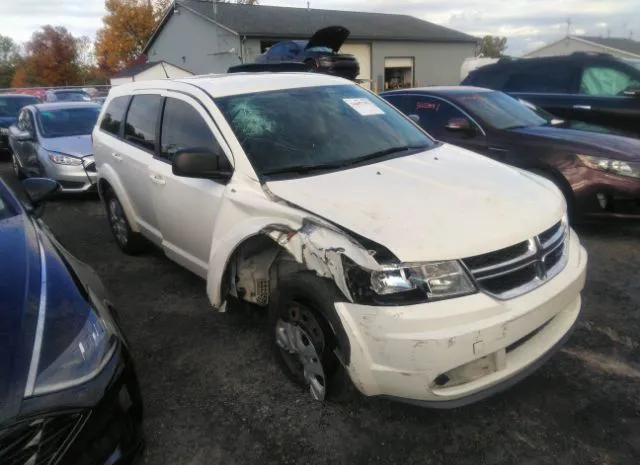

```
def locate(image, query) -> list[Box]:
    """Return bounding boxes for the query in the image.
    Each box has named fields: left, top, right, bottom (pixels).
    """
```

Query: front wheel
left=269, top=272, right=354, bottom=402
left=104, top=188, right=147, bottom=255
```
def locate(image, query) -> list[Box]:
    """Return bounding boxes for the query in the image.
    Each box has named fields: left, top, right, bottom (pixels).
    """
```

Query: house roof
left=145, top=1, right=477, bottom=52
left=112, top=61, right=160, bottom=78
left=576, top=36, right=640, bottom=57
left=111, top=60, right=191, bottom=78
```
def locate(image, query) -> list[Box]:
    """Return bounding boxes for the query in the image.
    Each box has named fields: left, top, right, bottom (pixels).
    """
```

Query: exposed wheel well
left=97, top=178, right=112, bottom=200
left=219, top=235, right=307, bottom=308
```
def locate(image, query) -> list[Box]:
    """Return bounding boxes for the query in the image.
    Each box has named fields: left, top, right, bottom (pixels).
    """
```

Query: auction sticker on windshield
left=343, top=98, right=385, bottom=116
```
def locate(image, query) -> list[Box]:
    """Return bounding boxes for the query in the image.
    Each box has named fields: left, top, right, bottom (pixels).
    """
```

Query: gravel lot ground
left=2, top=161, right=640, bottom=465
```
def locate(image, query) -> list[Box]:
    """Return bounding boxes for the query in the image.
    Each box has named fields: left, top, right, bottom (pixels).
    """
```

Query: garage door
left=340, top=43, right=371, bottom=88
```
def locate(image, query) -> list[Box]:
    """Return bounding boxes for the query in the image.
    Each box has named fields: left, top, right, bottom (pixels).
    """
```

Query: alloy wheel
left=108, top=198, right=129, bottom=246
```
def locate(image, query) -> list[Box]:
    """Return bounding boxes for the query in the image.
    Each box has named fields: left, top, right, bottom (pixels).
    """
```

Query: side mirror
left=172, top=148, right=233, bottom=182
left=623, top=85, right=640, bottom=97
left=13, top=128, right=33, bottom=141
left=445, top=117, right=475, bottom=135
left=408, top=114, right=420, bottom=124
left=22, top=178, right=59, bottom=206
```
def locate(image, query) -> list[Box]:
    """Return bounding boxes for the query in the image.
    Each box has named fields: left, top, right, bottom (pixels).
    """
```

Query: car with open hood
left=0, top=176, right=143, bottom=464
left=381, top=86, right=640, bottom=221
left=0, top=94, right=41, bottom=155
left=8, top=102, right=100, bottom=193
left=92, top=72, right=587, bottom=408
left=254, top=26, right=360, bottom=80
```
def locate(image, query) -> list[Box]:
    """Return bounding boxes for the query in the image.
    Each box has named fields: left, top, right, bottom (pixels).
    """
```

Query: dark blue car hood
left=0, top=212, right=41, bottom=421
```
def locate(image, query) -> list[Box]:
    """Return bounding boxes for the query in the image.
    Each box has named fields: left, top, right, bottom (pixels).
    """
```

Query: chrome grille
left=462, top=219, right=569, bottom=300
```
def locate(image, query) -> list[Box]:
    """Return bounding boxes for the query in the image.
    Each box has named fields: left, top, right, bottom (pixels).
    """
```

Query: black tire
left=268, top=271, right=355, bottom=402
left=104, top=187, right=147, bottom=255
left=529, top=168, right=575, bottom=221
left=11, top=153, right=25, bottom=180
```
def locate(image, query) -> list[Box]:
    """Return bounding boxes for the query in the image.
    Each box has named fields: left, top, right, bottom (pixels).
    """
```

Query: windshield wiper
left=262, top=145, right=428, bottom=176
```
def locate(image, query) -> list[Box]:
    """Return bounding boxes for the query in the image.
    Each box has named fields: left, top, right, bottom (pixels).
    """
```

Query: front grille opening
left=463, top=240, right=530, bottom=271
left=432, top=355, right=498, bottom=389
left=539, top=221, right=562, bottom=245
left=480, top=264, right=537, bottom=295
left=0, top=414, right=82, bottom=465
left=506, top=319, right=552, bottom=353
left=58, top=180, right=85, bottom=189
left=544, top=244, right=564, bottom=270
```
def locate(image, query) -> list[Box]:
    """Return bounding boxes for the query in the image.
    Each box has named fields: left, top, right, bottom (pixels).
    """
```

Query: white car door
left=147, top=92, right=233, bottom=278
left=116, top=93, right=164, bottom=243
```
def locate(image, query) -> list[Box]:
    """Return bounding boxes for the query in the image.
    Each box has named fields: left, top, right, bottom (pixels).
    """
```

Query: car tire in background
left=529, top=168, right=575, bottom=221
left=11, top=154, right=25, bottom=180
left=268, top=271, right=355, bottom=402
left=104, top=187, right=148, bottom=255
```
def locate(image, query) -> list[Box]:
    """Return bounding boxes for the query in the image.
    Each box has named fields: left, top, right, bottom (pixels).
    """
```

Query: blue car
left=0, top=94, right=41, bottom=154
left=0, top=177, right=144, bottom=464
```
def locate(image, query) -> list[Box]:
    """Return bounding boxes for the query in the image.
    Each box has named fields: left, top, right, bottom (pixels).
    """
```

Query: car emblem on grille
left=529, top=237, right=548, bottom=280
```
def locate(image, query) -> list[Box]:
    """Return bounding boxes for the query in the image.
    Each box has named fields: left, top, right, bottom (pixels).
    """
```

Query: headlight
left=0, top=127, right=8, bottom=135
left=342, top=256, right=476, bottom=305
left=24, top=239, right=117, bottom=397
left=49, top=152, right=82, bottom=166
left=578, top=154, right=640, bottom=179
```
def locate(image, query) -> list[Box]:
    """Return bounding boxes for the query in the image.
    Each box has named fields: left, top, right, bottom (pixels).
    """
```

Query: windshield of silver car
left=215, top=84, right=434, bottom=176
left=37, top=107, right=101, bottom=138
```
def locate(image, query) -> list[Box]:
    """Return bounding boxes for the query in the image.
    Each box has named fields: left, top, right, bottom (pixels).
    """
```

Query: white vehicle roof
left=108, top=72, right=350, bottom=99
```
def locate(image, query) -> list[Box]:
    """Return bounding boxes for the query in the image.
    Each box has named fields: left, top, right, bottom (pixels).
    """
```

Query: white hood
left=266, top=144, right=565, bottom=263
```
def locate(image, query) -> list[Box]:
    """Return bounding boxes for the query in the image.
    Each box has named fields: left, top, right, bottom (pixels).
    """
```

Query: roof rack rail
left=227, top=62, right=311, bottom=74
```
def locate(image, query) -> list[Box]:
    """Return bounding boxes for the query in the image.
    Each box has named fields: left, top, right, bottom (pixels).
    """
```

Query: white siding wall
left=148, top=7, right=241, bottom=74
left=525, top=37, right=640, bottom=59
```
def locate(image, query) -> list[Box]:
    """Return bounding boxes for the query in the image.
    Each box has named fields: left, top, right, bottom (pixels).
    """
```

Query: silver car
left=8, top=102, right=101, bottom=193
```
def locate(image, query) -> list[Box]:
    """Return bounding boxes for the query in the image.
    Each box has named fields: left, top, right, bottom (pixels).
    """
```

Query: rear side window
left=580, top=65, right=640, bottom=96
left=407, top=97, right=467, bottom=133
left=123, top=94, right=162, bottom=152
left=159, top=98, right=221, bottom=161
left=502, top=62, right=574, bottom=93
left=100, top=96, right=130, bottom=136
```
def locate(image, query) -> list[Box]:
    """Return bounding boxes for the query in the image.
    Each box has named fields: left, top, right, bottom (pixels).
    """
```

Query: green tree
left=478, top=35, right=507, bottom=58
left=0, top=34, right=21, bottom=88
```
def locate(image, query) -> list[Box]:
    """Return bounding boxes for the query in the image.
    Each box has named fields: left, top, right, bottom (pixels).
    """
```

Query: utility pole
left=566, top=17, right=572, bottom=37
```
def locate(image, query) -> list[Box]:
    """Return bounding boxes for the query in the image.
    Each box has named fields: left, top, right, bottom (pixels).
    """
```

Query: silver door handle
left=149, top=173, right=166, bottom=185
left=111, top=152, right=123, bottom=161
left=572, top=105, right=591, bottom=110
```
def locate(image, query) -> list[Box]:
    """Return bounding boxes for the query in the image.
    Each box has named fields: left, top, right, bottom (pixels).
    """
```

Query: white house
left=524, top=35, right=640, bottom=62
left=110, top=61, right=194, bottom=86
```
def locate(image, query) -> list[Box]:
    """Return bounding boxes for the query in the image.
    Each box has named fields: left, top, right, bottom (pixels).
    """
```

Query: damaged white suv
left=93, top=73, right=587, bottom=407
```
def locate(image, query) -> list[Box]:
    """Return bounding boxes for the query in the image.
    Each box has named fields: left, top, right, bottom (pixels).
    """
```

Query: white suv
left=93, top=73, right=587, bottom=407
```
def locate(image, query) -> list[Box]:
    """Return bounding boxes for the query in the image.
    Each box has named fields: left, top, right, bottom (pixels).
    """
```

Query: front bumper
left=42, top=156, right=97, bottom=193
left=571, top=167, right=640, bottom=219
left=334, top=230, right=587, bottom=407
left=1, top=343, right=144, bottom=465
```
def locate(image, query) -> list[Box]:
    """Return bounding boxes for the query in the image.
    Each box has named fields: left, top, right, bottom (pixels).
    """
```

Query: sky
left=1, top=0, right=639, bottom=56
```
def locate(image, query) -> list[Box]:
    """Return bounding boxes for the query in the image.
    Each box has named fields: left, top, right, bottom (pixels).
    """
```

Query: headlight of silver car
left=578, top=154, right=640, bottom=179
left=342, top=256, right=476, bottom=305
left=48, top=151, right=83, bottom=166
left=0, top=127, right=8, bottom=135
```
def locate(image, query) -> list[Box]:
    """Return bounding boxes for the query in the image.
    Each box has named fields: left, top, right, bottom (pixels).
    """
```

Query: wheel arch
left=97, top=166, right=141, bottom=233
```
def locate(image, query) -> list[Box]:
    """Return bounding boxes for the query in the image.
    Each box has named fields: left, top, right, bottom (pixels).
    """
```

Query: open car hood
left=305, top=26, right=350, bottom=52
